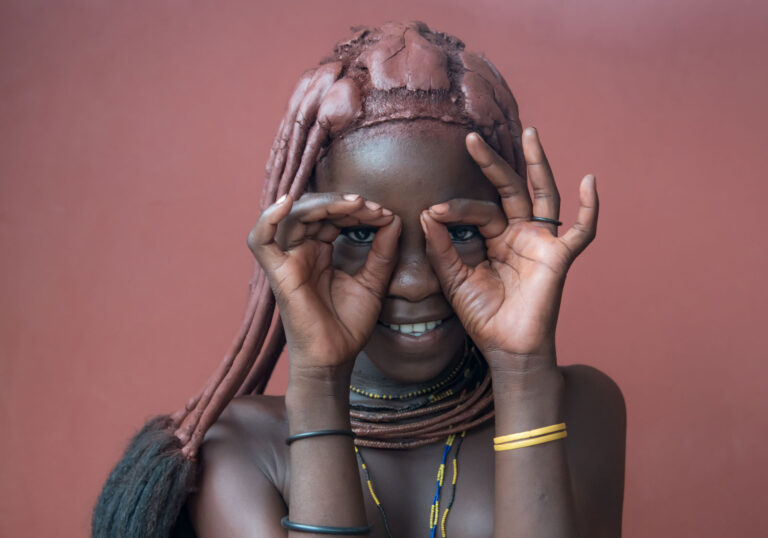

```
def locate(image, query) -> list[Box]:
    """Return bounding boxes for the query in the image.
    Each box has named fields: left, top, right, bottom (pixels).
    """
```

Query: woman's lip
left=375, top=315, right=458, bottom=343
left=377, top=314, right=456, bottom=326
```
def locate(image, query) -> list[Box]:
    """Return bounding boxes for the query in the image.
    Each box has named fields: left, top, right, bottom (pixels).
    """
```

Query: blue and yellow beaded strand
left=440, top=431, right=465, bottom=538
left=356, top=430, right=466, bottom=538
left=429, top=432, right=465, bottom=538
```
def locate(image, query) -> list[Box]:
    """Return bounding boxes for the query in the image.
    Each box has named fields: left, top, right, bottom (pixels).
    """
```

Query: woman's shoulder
left=197, top=394, right=290, bottom=492
left=188, top=395, right=291, bottom=536
left=561, top=364, right=625, bottom=414
left=214, top=393, right=289, bottom=434
left=560, top=363, right=626, bottom=451
left=560, top=364, right=626, bottom=536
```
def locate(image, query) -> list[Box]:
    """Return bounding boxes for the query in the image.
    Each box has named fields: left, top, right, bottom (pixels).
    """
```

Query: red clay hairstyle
left=92, top=21, right=524, bottom=538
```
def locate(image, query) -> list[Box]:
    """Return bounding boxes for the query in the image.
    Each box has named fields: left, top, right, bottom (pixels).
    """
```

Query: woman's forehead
left=314, top=121, right=498, bottom=204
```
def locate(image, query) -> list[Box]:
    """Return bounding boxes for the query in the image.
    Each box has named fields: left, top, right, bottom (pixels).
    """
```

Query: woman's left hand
left=420, top=127, right=598, bottom=372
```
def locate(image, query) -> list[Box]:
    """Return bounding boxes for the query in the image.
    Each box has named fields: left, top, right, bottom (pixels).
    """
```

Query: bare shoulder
left=187, top=395, right=290, bottom=537
left=561, top=364, right=626, bottom=428
left=561, top=365, right=626, bottom=537
left=199, top=394, right=290, bottom=490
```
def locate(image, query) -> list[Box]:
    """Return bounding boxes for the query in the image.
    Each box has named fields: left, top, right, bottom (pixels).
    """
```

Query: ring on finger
left=531, top=216, right=563, bottom=226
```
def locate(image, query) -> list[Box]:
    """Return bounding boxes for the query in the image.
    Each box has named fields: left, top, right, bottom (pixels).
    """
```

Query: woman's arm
left=490, top=364, right=577, bottom=537
left=421, top=127, right=620, bottom=537
left=245, top=192, right=401, bottom=536
left=283, top=370, right=366, bottom=535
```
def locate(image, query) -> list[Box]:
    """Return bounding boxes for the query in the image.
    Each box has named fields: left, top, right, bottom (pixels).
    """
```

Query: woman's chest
left=352, top=429, right=496, bottom=538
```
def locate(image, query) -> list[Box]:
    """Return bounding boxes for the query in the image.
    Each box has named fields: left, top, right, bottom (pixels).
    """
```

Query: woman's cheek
left=332, top=238, right=369, bottom=275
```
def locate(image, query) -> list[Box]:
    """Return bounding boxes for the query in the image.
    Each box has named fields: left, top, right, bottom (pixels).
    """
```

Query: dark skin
left=189, top=121, right=626, bottom=537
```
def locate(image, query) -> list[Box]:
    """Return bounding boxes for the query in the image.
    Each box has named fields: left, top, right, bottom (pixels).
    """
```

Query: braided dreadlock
left=92, top=20, right=525, bottom=538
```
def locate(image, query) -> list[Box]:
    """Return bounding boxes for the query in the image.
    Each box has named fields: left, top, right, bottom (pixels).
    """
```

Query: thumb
left=421, top=211, right=471, bottom=301
left=354, top=216, right=401, bottom=299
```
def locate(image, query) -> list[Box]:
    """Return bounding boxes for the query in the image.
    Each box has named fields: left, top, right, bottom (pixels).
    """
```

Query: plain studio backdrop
left=1, top=1, right=766, bottom=536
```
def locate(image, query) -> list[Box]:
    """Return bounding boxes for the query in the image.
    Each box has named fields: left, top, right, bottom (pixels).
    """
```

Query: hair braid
left=93, top=20, right=524, bottom=538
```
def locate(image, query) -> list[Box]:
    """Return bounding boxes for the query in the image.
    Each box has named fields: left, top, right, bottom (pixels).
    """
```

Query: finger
left=330, top=212, right=394, bottom=229
left=560, top=175, right=599, bottom=257
left=427, top=198, right=507, bottom=239
left=337, top=199, right=395, bottom=227
left=420, top=211, right=471, bottom=301
left=354, top=216, right=402, bottom=299
left=279, top=195, right=392, bottom=249
left=466, top=132, right=532, bottom=221
left=523, top=127, right=560, bottom=224
left=247, top=194, right=293, bottom=271
left=285, top=210, right=395, bottom=249
left=303, top=221, right=341, bottom=244
left=292, top=193, right=365, bottom=222
left=278, top=193, right=363, bottom=248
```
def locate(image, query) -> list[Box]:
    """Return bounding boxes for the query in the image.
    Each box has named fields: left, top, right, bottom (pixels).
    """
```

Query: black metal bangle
left=285, top=429, right=355, bottom=445
left=280, top=516, right=372, bottom=535
left=531, top=216, right=563, bottom=226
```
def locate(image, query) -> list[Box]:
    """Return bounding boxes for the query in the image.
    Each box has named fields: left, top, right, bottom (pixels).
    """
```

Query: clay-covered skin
left=172, top=21, right=528, bottom=458
left=189, top=120, right=626, bottom=538
left=314, top=120, right=498, bottom=387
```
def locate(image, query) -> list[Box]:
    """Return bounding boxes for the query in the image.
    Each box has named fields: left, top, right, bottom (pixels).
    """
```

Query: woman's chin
left=361, top=315, right=467, bottom=385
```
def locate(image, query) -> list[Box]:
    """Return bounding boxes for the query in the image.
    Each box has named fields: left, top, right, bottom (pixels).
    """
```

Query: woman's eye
left=448, top=225, right=479, bottom=243
left=341, top=227, right=377, bottom=245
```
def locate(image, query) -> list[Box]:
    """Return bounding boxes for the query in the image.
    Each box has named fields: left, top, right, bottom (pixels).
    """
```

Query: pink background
left=2, top=1, right=766, bottom=536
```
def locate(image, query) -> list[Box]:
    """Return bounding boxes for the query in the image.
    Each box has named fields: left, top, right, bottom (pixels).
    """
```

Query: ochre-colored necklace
left=349, top=344, right=494, bottom=449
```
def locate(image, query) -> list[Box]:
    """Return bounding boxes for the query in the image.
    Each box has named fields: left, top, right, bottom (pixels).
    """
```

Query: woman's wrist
left=489, top=362, right=565, bottom=432
left=285, top=364, right=353, bottom=432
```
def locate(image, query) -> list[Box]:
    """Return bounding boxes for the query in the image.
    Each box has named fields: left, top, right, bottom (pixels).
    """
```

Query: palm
left=422, top=128, right=598, bottom=363
left=247, top=193, right=400, bottom=370
left=451, top=224, right=573, bottom=356
left=274, top=240, right=386, bottom=367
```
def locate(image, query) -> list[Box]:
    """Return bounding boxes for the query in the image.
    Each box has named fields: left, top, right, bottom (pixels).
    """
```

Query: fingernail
left=343, top=193, right=360, bottom=201
left=276, top=194, right=288, bottom=204
left=381, top=208, right=393, bottom=216
left=419, top=214, right=429, bottom=236
left=430, top=203, right=449, bottom=214
left=365, top=200, right=381, bottom=210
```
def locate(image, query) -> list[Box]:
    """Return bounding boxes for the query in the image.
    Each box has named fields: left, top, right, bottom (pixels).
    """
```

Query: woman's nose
left=386, top=246, right=442, bottom=302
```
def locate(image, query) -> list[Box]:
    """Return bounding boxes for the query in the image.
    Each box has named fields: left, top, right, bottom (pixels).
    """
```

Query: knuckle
left=368, top=248, right=391, bottom=267
left=246, top=228, right=259, bottom=251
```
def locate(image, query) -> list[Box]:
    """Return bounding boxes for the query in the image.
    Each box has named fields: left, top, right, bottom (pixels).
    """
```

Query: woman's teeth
left=386, top=319, right=443, bottom=336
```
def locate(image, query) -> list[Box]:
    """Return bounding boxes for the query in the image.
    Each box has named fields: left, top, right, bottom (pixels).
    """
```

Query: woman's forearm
left=489, top=357, right=578, bottom=538
left=284, top=366, right=368, bottom=537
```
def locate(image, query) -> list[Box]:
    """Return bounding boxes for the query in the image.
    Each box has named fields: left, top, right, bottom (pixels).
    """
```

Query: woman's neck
left=349, top=343, right=473, bottom=407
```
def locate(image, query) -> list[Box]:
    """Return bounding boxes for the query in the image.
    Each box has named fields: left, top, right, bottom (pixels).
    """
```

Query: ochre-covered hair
left=93, top=21, right=524, bottom=538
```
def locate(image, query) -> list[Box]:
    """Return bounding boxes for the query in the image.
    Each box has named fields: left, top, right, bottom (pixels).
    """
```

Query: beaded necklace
left=349, top=345, right=471, bottom=403
left=350, top=344, right=494, bottom=449
left=349, top=342, right=491, bottom=535
left=355, top=431, right=466, bottom=538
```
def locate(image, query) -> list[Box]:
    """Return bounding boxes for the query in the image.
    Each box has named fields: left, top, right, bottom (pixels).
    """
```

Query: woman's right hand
left=247, top=192, right=401, bottom=376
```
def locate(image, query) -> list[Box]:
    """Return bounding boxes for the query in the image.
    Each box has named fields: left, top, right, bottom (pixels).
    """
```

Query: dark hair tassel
left=92, top=416, right=198, bottom=538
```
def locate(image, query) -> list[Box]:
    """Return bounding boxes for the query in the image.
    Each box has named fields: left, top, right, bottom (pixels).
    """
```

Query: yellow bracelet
left=493, top=422, right=566, bottom=444
left=494, top=430, right=567, bottom=451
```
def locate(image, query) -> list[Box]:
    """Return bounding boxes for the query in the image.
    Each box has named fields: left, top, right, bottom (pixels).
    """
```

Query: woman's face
left=314, top=120, right=500, bottom=384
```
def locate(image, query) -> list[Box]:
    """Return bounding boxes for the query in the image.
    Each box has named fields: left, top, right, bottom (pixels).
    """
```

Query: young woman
left=93, top=21, right=625, bottom=538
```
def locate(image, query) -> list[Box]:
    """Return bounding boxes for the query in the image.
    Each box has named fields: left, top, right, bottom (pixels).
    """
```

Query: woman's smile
left=380, top=317, right=446, bottom=336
